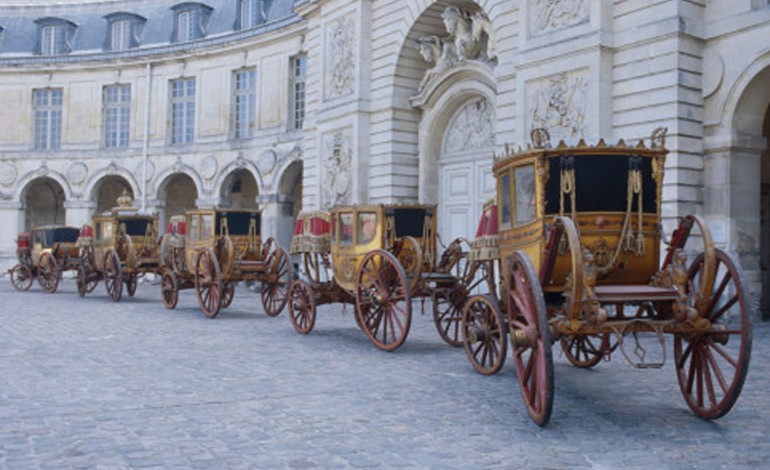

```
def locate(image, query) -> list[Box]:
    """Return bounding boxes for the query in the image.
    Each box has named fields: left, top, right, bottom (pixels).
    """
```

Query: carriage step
left=594, top=285, right=678, bottom=302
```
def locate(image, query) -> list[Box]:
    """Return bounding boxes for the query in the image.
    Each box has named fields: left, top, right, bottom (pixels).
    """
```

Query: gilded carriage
left=461, top=128, right=752, bottom=426
left=287, top=204, right=472, bottom=351
left=158, top=208, right=292, bottom=319
left=76, top=195, right=161, bottom=301
left=8, top=225, right=81, bottom=293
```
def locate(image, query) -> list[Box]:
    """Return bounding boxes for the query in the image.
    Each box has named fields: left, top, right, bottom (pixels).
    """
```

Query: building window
left=33, top=88, right=63, bottom=150
left=35, top=18, right=75, bottom=56
left=290, top=54, right=306, bottom=131
left=105, top=13, right=146, bottom=51
left=239, top=0, right=266, bottom=30
left=170, top=78, right=195, bottom=145
left=172, top=3, right=213, bottom=43
left=104, top=85, right=131, bottom=148
left=110, top=20, right=131, bottom=51
left=233, top=68, right=256, bottom=139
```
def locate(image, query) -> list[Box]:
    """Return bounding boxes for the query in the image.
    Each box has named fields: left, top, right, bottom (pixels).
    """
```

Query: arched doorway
left=23, top=177, right=65, bottom=230
left=158, top=173, right=198, bottom=227
left=93, top=175, right=133, bottom=214
left=220, top=169, right=259, bottom=209
left=761, top=105, right=770, bottom=318
left=276, top=160, right=303, bottom=250
left=438, top=96, right=496, bottom=242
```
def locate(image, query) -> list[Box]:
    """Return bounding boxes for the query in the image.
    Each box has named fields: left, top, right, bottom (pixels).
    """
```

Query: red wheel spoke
left=703, top=344, right=730, bottom=394
left=709, top=295, right=739, bottom=323
left=705, top=337, right=739, bottom=369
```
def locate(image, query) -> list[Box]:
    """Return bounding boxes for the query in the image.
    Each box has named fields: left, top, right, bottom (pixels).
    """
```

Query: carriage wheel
left=222, top=282, right=235, bottom=309
left=104, top=249, right=123, bottom=302
left=261, top=248, right=292, bottom=317
left=355, top=250, right=412, bottom=352
left=161, top=271, right=179, bottom=310
left=508, top=251, right=554, bottom=426
left=674, top=249, right=752, bottom=420
left=10, top=264, right=33, bottom=292
left=126, top=275, right=138, bottom=297
left=303, top=252, right=327, bottom=284
left=432, top=289, right=465, bottom=347
left=37, top=252, right=60, bottom=293
left=195, top=248, right=223, bottom=318
left=77, top=250, right=99, bottom=297
left=560, top=334, right=608, bottom=368
left=462, top=294, right=507, bottom=375
left=289, top=280, right=316, bottom=334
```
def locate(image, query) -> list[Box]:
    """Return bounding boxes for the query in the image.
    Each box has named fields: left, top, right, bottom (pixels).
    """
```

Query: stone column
left=257, top=193, right=295, bottom=252
left=0, top=201, right=24, bottom=272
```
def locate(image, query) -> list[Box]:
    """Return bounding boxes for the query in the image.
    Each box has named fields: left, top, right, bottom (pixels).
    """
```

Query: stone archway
left=22, top=177, right=66, bottom=230
left=220, top=169, right=259, bottom=209
left=761, top=105, right=770, bottom=318
left=275, top=160, right=303, bottom=251
left=158, top=173, right=198, bottom=228
left=93, top=175, right=133, bottom=214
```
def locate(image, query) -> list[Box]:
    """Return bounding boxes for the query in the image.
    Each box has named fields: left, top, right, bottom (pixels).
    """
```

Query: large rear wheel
left=674, top=249, right=752, bottom=420
left=508, top=251, right=554, bottom=427
left=10, top=264, right=33, bottom=292
left=195, top=248, right=223, bottom=318
left=355, top=250, right=412, bottom=352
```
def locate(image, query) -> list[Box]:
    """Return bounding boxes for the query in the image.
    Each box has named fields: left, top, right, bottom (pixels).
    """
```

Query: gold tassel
left=559, top=235, right=569, bottom=255
left=635, top=232, right=646, bottom=256
left=624, top=230, right=635, bottom=252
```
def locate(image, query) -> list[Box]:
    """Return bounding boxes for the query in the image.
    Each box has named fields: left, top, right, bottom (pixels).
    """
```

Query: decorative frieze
left=527, top=70, right=588, bottom=142
left=444, top=97, right=495, bottom=154
left=530, top=0, right=588, bottom=35
left=321, top=130, right=352, bottom=209
left=325, top=15, right=356, bottom=100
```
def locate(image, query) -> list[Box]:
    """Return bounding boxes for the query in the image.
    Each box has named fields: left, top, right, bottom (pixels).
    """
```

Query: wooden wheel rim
left=221, top=282, right=235, bottom=309
left=507, top=251, right=554, bottom=427
left=37, top=252, right=59, bottom=293
left=104, top=249, right=123, bottom=302
left=195, top=248, right=223, bottom=318
left=261, top=248, right=292, bottom=317
left=161, top=271, right=179, bottom=310
left=674, top=249, right=752, bottom=420
left=355, top=250, right=412, bottom=352
left=289, top=280, right=316, bottom=335
left=10, top=264, right=33, bottom=292
left=432, top=289, right=464, bottom=347
left=461, top=294, right=507, bottom=375
left=560, top=334, right=607, bottom=369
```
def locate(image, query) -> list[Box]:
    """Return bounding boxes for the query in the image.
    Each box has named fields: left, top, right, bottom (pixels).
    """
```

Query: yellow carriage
left=461, top=128, right=752, bottom=426
left=8, top=225, right=81, bottom=293
left=158, top=208, right=292, bottom=318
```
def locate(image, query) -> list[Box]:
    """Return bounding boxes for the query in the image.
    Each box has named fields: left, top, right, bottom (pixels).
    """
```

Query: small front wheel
left=161, top=271, right=179, bottom=310
left=104, top=249, right=123, bottom=302
left=10, top=264, right=33, bottom=292
left=289, top=280, right=316, bottom=334
left=462, top=294, right=507, bottom=375
left=261, top=248, right=292, bottom=317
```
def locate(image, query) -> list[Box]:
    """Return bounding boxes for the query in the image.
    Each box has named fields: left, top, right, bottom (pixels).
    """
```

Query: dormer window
left=171, top=3, right=213, bottom=43
left=239, top=0, right=267, bottom=30
left=35, top=18, right=77, bottom=56
left=105, top=13, right=146, bottom=51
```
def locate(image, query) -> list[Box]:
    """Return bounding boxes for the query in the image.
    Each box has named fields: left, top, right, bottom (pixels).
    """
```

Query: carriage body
left=90, top=212, right=160, bottom=274
left=493, top=143, right=666, bottom=292
left=8, top=225, right=81, bottom=292
left=158, top=208, right=291, bottom=318
left=462, top=129, right=752, bottom=427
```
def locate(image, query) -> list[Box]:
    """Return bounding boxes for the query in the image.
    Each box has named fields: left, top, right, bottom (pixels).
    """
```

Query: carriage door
left=437, top=97, right=496, bottom=246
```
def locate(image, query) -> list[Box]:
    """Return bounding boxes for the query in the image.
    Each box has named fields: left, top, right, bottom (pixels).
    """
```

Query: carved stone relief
left=67, top=162, right=88, bottom=185
left=415, top=6, right=496, bottom=94
left=530, top=0, right=588, bottom=35
left=0, top=162, right=17, bottom=187
left=444, top=97, right=495, bottom=154
left=325, top=15, right=355, bottom=100
left=257, top=150, right=277, bottom=175
left=527, top=70, right=588, bottom=142
left=322, top=130, right=352, bottom=209
left=200, top=155, right=218, bottom=180
left=134, top=160, right=155, bottom=183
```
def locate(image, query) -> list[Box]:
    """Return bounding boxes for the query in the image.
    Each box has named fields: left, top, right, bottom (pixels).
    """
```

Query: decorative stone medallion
left=257, top=150, right=277, bottom=175
left=200, top=155, right=218, bottom=180
left=0, top=162, right=17, bottom=186
left=67, top=162, right=88, bottom=185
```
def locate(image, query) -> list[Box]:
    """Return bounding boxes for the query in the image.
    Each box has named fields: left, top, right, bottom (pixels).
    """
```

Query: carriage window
left=103, top=222, right=113, bottom=241
left=33, top=231, right=44, bottom=246
left=201, top=214, right=214, bottom=239
left=189, top=215, right=199, bottom=241
left=358, top=212, right=376, bottom=244
left=499, top=172, right=512, bottom=228
left=339, top=213, right=354, bottom=245
left=514, top=165, right=536, bottom=226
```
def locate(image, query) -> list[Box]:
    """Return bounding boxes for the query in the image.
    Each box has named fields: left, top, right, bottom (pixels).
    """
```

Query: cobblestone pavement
left=0, top=277, right=768, bottom=469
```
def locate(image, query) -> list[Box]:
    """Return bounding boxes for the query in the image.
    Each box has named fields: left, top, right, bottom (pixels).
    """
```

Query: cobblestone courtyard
left=1, top=278, right=768, bottom=469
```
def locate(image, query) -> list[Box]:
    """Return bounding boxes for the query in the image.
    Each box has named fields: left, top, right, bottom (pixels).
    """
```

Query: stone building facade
left=1, top=0, right=770, bottom=318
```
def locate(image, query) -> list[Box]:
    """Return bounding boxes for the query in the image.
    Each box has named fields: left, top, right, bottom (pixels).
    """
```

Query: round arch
left=219, top=168, right=260, bottom=209
left=156, top=172, right=199, bottom=226
left=90, top=175, right=134, bottom=214
left=20, top=177, right=67, bottom=231
left=82, top=165, right=140, bottom=207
